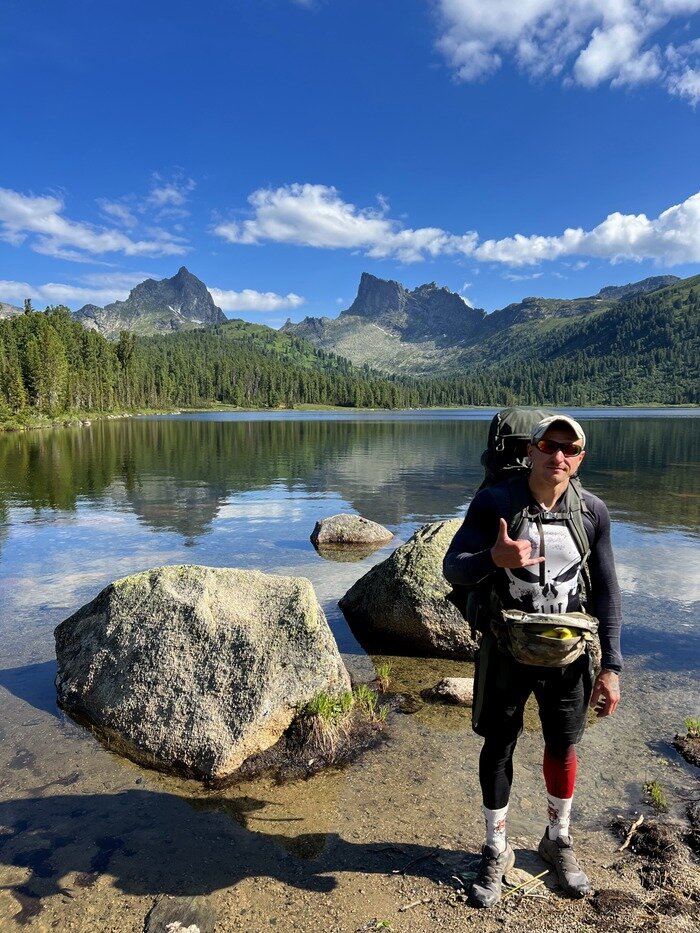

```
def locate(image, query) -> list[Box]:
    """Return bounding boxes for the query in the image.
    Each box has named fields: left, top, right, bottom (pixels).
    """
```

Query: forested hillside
left=1, top=276, right=698, bottom=426
left=0, top=310, right=418, bottom=419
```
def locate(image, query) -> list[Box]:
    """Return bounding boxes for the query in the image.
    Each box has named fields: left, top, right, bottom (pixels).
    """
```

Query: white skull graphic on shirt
left=503, top=518, right=582, bottom=614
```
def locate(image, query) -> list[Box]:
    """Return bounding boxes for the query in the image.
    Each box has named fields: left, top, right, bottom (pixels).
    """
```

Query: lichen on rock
left=54, top=565, right=351, bottom=781
left=339, top=519, right=478, bottom=659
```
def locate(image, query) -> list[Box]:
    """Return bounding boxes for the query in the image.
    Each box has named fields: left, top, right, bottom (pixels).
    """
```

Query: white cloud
left=665, top=37, right=700, bottom=101
left=0, top=273, right=304, bottom=314
left=0, top=278, right=133, bottom=307
left=209, top=287, right=306, bottom=313
left=0, top=187, right=188, bottom=260
left=0, top=270, right=159, bottom=307
left=213, top=183, right=478, bottom=262
left=215, top=182, right=700, bottom=267
left=436, top=0, right=700, bottom=103
left=503, top=270, right=545, bottom=281
left=475, top=191, right=700, bottom=265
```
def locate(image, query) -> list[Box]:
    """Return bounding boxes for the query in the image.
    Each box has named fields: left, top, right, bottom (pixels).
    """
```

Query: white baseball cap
left=531, top=415, right=586, bottom=448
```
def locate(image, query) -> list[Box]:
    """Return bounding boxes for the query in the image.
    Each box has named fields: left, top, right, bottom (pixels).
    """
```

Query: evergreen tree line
left=1, top=283, right=698, bottom=422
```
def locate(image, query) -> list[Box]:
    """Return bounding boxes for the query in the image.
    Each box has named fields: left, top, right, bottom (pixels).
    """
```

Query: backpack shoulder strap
left=563, top=479, right=590, bottom=561
left=563, top=479, right=593, bottom=606
left=505, top=473, right=532, bottom=538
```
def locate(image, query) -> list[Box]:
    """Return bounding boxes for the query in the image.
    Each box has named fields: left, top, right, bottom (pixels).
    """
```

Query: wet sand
left=0, top=647, right=697, bottom=933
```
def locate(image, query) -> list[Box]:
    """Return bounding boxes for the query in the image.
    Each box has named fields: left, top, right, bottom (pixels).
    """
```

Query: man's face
left=528, top=427, right=586, bottom=487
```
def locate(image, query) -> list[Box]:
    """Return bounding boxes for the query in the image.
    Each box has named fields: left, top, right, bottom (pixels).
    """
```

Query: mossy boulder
left=55, top=565, right=350, bottom=781
left=339, top=520, right=478, bottom=659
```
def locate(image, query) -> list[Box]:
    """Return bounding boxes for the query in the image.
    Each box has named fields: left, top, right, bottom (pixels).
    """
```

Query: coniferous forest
left=0, top=277, right=698, bottom=426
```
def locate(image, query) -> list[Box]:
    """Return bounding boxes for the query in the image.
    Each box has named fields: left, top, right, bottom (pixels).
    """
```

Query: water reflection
left=0, top=414, right=697, bottom=553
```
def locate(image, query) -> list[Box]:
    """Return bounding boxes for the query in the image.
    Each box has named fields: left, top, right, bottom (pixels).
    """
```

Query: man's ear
left=579, top=449, right=586, bottom=465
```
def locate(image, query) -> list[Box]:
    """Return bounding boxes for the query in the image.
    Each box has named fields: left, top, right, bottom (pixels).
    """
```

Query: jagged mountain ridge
left=597, top=275, right=679, bottom=299
left=281, top=272, right=687, bottom=375
left=74, top=267, right=226, bottom=339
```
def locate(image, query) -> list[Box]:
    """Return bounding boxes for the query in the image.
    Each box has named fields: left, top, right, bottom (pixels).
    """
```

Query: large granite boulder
left=310, top=513, right=393, bottom=546
left=339, top=519, right=478, bottom=659
left=54, top=565, right=351, bottom=781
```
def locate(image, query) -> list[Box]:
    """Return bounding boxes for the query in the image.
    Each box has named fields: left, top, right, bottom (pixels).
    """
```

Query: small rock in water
left=424, top=677, right=474, bottom=706
left=145, top=895, right=216, bottom=933
left=311, top=513, right=393, bottom=546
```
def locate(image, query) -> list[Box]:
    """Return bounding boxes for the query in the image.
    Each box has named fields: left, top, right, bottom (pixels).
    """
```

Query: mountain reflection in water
left=0, top=412, right=697, bottom=549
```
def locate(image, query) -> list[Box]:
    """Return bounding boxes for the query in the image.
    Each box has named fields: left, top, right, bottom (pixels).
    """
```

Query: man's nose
left=551, top=448, right=566, bottom=462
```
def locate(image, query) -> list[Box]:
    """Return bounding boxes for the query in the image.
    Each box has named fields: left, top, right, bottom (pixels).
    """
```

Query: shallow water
left=0, top=409, right=698, bottom=928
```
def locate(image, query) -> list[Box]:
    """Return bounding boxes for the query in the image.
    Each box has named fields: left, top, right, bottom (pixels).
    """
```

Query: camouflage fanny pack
left=495, top=609, right=599, bottom=667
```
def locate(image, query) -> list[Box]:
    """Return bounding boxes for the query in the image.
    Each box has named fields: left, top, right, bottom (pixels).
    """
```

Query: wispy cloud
left=0, top=187, right=188, bottom=261
left=435, top=0, right=700, bottom=104
left=97, top=172, right=197, bottom=230
left=215, top=182, right=700, bottom=267
left=503, top=271, right=545, bottom=281
left=146, top=173, right=197, bottom=219
left=209, top=287, right=305, bottom=313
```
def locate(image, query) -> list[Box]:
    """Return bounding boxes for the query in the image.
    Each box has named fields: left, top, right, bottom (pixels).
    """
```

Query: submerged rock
left=145, top=895, right=216, bottom=933
left=310, top=513, right=393, bottom=546
left=424, top=677, right=474, bottom=706
left=339, top=519, right=478, bottom=659
left=314, top=542, right=386, bottom=563
left=54, top=565, right=350, bottom=781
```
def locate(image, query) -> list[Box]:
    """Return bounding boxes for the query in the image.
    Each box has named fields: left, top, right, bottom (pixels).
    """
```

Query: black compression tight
left=479, top=734, right=519, bottom=811
left=480, top=736, right=577, bottom=810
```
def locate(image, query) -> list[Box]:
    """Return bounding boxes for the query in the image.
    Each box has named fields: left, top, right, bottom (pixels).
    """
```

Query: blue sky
left=2, top=0, right=699, bottom=326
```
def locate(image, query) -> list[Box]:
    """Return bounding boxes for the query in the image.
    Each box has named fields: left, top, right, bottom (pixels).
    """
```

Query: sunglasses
left=534, top=438, right=583, bottom=457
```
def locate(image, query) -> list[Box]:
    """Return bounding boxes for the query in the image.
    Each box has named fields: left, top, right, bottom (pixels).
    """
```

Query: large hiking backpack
left=447, top=407, right=592, bottom=639
left=479, top=406, right=556, bottom=489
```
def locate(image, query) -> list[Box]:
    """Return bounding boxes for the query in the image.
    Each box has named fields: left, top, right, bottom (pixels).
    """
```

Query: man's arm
left=443, top=490, right=501, bottom=588
left=443, top=488, right=544, bottom=587
left=585, top=494, right=623, bottom=716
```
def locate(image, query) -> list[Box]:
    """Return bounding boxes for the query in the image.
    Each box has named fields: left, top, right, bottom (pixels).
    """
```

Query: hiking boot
left=469, top=842, right=515, bottom=908
left=538, top=830, right=591, bottom=897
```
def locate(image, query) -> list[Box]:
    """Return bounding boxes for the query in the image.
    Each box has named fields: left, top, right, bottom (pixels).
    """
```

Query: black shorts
left=472, top=632, right=594, bottom=749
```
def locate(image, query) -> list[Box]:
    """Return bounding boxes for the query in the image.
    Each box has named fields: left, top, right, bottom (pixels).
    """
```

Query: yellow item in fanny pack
left=540, top=626, right=576, bottom=639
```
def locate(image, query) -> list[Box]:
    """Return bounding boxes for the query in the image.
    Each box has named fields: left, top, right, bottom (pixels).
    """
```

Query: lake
left=0, top=409, right=698, bottom=929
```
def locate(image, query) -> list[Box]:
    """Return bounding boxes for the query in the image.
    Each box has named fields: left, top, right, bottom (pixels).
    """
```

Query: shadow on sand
left=0, top=787, right=481, bottom=924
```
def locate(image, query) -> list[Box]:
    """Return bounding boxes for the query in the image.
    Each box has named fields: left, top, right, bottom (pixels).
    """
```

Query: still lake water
left=0, top=409, right=698, bottom=926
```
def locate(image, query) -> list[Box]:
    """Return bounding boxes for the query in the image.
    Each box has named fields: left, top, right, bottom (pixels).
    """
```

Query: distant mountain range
left=281, top=272, right=682, bottom=375
left=0, top=301, right=23, bottom=319
left=74, top=267, right=226, bottom=339
left=0, top=266, right=694, bottom=388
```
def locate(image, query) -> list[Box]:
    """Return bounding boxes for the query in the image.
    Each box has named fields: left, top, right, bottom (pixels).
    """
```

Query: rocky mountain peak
left=74, top=268, right=226, bottom=339
left=342, top=273, right=484, bottom=338
left=344, top=273, right=408, bottom=319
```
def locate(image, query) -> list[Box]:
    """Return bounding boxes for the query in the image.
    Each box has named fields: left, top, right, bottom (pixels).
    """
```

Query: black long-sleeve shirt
left=443, top=481, right=623, bottom=672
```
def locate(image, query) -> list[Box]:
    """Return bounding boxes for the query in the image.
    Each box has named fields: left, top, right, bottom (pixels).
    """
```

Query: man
left=443, top=414, right=622, bottom=908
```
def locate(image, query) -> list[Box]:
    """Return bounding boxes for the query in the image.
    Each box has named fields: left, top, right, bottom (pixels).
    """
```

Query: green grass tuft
left=644, top=779, right=668, bottom=812
left=683, top=716, right=700, bottom=737
left=375, top=661, right=392, bottom=693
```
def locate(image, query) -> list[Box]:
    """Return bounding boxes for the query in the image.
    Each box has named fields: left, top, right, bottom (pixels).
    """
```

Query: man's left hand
left=590, top=670, right=620, bottom=717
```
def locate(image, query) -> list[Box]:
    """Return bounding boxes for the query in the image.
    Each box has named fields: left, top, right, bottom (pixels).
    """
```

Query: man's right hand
left=491, top=518, right=545, bottom=569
